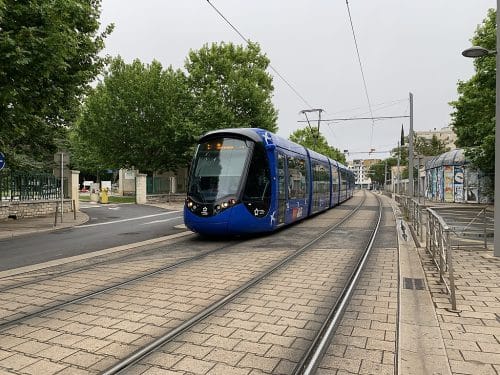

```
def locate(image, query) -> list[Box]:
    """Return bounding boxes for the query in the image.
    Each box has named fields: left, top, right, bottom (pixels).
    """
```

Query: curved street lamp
left=461, top=46, right=496, bottom=58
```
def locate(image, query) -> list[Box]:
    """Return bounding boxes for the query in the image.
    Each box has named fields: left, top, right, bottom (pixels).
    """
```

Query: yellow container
left=100, top=187, right=109, bottom=204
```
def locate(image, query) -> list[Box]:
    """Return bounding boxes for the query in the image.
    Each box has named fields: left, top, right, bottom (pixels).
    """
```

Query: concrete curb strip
left=0, top=231, right=194, bottom=279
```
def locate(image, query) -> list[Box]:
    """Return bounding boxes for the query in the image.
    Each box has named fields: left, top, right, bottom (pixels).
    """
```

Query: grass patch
left=79, top=195, right=136, bottom=204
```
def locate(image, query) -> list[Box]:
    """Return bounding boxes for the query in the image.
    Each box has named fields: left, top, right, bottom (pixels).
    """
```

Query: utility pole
left=408, top=92, right=414, bottom=197
left=496, top=0, right=499, bottom=256
left=396, top=140, right=400, bottom=195
left=299, top=109, right=324, bottom=149
left=384, top=160, right=388, bottom=192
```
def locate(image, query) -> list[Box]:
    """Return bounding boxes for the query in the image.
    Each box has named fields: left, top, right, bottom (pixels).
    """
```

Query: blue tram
left=184, top=128, right=354, bottom=235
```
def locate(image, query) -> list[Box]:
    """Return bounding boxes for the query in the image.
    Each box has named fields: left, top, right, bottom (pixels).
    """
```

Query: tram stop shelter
left=424, top=148, right=492, bottom=204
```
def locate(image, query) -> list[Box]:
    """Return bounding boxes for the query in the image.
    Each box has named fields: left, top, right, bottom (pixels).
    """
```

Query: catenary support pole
left=408, top=92, right=414, bottom=197
left=495, top=0, right=499, bottom=256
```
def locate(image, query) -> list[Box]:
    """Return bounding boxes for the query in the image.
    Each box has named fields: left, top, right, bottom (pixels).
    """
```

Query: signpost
left=0, top=152, right=5, bottom=171
left=54, top=152, right=70, bottom=223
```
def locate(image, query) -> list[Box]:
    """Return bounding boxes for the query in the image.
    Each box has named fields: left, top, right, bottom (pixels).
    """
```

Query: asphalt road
left=0, top=203, right=185, bottom=271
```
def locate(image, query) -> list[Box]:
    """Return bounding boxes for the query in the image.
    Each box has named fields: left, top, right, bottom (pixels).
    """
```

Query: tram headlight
left=221, top=202, right=228, bottom=208
left=187, top=200, right=193, bottom=208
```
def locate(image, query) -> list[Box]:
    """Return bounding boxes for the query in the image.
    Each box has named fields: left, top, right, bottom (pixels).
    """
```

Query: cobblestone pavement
left=120, top=193, right=383, bottom=374
left=0, top=194, right=367, bottom=374
left=317, top=200, right=398, bottom=375
left=4, top=192, right=495, bottom=375
left=419, top=246, right=500, bottom=375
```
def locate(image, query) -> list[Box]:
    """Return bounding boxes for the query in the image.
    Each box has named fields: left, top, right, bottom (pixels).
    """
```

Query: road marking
left=141, top=217, right=182, bottom=225
left=0, top=231, right=194, bottom=279
left=76, top=211, right=181, bottom=228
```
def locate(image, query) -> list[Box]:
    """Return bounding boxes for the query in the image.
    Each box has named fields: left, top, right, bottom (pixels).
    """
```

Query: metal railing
left=396, top=195, right=426, bottom=241
left=426, top=207, right=457, bottom=311
left=0, top=170, right=66, bottom=201
left=396, top=193, right=493, bottom=311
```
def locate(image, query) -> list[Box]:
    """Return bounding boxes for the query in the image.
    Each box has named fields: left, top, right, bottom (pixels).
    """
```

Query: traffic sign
left=54, top=152, right=70, bottom=165
left=0, top=152, right=5, bottom=171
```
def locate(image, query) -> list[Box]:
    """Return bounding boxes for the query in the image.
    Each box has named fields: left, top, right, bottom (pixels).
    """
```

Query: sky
left=99, top=0, right=496, bottom=161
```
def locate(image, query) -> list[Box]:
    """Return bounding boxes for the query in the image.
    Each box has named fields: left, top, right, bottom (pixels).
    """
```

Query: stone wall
left=146, top=194, right=186, bottom=203
left=0, top=200, right=74, bottom=220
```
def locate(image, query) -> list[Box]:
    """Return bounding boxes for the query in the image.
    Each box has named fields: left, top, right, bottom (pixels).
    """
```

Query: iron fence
left=0, top=170, right=66, bottom=201
left=426, top=208, right=458, bottom=311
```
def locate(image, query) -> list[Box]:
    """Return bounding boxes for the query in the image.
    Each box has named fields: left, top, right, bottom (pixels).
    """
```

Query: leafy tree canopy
left=185, top=42, right=278, bottom=134
left=0, top=0, right=113, bottom=170
left=450, top=8, right=495, bottom=175
left=368, top=158, right=398, bottom=185
left=73, top=57, right=195, bottom=174
left=289, top=127, right=346, bottom=164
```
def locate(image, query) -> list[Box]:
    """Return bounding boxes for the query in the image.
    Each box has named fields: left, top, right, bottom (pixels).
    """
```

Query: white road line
left=140, top=217, right=182, bottom=225
left=76, top=211, right=181, bottom=228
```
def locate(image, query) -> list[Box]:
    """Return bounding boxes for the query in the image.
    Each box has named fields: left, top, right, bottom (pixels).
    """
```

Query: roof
left=425, top=149, right=466, bottom=169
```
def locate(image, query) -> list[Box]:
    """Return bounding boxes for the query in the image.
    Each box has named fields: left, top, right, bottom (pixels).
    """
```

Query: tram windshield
left=188, top=137, right=252, bottom=203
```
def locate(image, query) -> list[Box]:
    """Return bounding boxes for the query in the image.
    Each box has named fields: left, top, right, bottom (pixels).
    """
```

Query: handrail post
left=439, top=225, right=445, bottom=283
left=446, top=229, right=458, bottom=312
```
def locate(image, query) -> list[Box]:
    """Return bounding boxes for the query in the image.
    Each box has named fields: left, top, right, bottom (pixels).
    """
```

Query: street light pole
left=496, top=3, right=499, bottom=256
left=408, top=92, right=414, bottom=197
left=461, top=2, right=498, bottom=256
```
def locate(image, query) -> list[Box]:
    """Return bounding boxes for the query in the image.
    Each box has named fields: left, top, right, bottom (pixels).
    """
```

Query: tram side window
left=340, top=170, right=347, bottom=190
left=287, top=157, right=307, bottom=199
left=313, top=163, right=329, bottom=194
left=243, top=143, right=271, bottom=202
left=278, top=153, right=286, bottom=198
left=332, top=166, right=339, bottom=192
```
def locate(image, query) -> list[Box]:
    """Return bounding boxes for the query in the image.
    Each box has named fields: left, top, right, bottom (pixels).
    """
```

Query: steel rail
left=101, top=192, right=368, bottom=375
left=292, top=192, right=383, bottom=375
left=0, top=241, right=240, bottom=331
left=0, top=231, right=193, bottom=292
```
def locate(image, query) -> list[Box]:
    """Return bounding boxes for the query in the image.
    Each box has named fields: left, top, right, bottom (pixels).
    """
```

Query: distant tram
left=184, top=128, right=354, bottom=235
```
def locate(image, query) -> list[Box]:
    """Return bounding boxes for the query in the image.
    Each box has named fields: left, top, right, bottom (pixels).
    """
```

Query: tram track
left=0, top=232, right=195, bottom=292
left=292, top=193, right=383, bottom=374
left=100, top=191, right=372, bottom=374
left=0, top=239, right=245, bottom=330
left=0, top=196, right=366, bottom=330
left=0, top=192, right=372, bottom=372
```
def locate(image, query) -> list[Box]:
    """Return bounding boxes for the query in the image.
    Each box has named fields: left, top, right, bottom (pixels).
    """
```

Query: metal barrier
left=426, top=207, right=458, bottom=311
left=396, top=195, right=426, bottom=242
left=0, top=170, right=65, bottom=201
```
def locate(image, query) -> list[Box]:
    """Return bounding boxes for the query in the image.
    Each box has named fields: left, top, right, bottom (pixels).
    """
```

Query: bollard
left=73, top=199, right=77, bottom=220
left=483, top=208, right=487, bottom=249
left=54, top=201, right=59, bottom=227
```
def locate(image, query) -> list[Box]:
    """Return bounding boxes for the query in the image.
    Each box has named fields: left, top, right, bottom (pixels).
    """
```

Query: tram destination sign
left=0, top=152, right=5, bottom=171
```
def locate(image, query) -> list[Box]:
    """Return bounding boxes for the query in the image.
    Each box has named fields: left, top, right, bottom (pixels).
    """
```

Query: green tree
left=289, top=127, right=346, bottom=164
left=0, top=0, right=113, bottom=169
left=185, top=42, right=278, bottom=134
left=368, top=158, right=397, bottom=185
left=414, top=135, right=449, bottom=156
left=73, top=57, right=194, bottom=174
left=450, top=8, right=495, bottom=176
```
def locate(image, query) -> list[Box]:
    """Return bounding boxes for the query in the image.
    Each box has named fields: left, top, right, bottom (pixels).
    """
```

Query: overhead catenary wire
left=345, top=0, right=376, bottom=147
left=205, top=0, right=314, bottom=109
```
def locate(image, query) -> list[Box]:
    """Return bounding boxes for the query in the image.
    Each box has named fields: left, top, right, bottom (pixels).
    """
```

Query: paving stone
left=203, top=348, right=246, bottom=367
left=20, top=358, right=68, bottom=374
left=172, top=356, right=216, bottom=374
left=0, top=353, right=38, bottom=371
left=206, top=363, right=251, bottom=375
left=238, top=353, right=280, bottom=372
left=37, top=345, right=78, bottom=361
